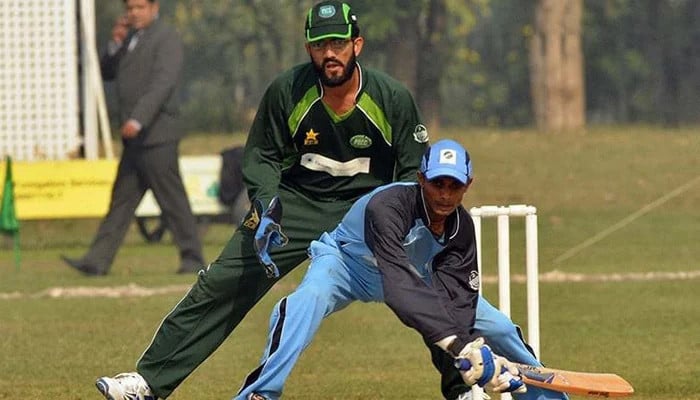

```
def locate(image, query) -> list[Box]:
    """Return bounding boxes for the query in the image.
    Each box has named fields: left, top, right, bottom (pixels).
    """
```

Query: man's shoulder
left=359, top=65, right=415, bottom=109
left=367, top=182, right=418, bottom=207
left=265, top=63, right=317, bottom=100
left=148, top=19, right=181, bottom=40
left=361, top=66, right=410, bottom=92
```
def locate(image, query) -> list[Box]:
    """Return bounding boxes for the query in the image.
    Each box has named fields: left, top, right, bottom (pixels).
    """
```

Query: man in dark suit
left=62, top=0, right=204, bottom=275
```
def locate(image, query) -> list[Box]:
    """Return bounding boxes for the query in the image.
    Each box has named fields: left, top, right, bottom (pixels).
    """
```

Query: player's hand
left=253, top=196, right=288, bottom=278
left=454, top=337, right=497, bottom=387
left=454, top=341, right=526, bottom=394
left=485, top=356, right=527, bottom=393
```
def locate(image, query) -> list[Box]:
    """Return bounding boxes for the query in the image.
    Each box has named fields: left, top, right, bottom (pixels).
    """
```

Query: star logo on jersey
left=304, top=129, right=320, bottom=146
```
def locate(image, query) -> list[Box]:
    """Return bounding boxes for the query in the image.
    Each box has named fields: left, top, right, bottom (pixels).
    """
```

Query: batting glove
left=486, top=356, right=527, bottom=393
left=253, top=196, right=288, bottom=279
left=455, top=344, right=526, bottom=394
left=453, top=338, right=497, bottom=387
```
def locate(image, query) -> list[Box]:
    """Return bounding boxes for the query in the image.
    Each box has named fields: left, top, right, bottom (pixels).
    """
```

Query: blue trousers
left=235, top=235, right=567, bottom=400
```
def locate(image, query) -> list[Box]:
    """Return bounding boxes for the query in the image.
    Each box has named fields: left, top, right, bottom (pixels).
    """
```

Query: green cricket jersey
left=243, top=62, right=429, bottom=205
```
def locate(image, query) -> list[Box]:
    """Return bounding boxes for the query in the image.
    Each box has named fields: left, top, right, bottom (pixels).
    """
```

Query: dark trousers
left=82, top=143, right=203, bottom=272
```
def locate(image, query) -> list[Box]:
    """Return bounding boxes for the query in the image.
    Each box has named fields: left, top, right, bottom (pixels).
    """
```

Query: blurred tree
left=92, top=0, right=700, bottom=132
left=170, top=0, right=308, bottom=132
left=584, top=0, right=700, bottom=125
left=445, top=0, right=533, bottom=127
left=530, top=0, right=585, bottom=132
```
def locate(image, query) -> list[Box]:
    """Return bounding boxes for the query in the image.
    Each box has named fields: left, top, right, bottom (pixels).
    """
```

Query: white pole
left=80, top=0, right=98, bottom=159
left=79, top=0, right=114, bottom=159
left=525, top=212, right=540, bottom=358
left=472, top=213, right=483, bottom=295
left=497, top=212, right=511, bottom=318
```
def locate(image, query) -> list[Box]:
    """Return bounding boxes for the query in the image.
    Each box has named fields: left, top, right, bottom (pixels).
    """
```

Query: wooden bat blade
left=515, top=364, right=635, bottom=397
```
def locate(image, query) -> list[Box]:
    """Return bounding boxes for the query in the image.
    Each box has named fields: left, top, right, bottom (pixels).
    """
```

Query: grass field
left=1, top=127, right=699, bottom=399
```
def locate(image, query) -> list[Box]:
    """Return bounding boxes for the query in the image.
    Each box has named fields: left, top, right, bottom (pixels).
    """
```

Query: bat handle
left=455, top=358, right=473, bottom=371
left=455, top=358, right=511, bottom=375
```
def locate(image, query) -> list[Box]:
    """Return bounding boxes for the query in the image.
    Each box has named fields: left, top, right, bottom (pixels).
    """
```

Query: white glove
left=484, top=355, right=527, bottom=394
left=454, top=338, right=496, bottom=386
left=453, top=338, right=526, bottom=393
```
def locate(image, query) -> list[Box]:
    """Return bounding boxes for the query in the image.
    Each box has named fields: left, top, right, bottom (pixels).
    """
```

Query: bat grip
left=456, top=358, right=510, bottom=374
left=455, top=358, right=473, bottom=371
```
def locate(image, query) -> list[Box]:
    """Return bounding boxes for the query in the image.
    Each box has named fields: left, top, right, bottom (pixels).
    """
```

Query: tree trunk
left=530, top=0, right=585, bottom=132
left=416, top=0, right=447, bottom=132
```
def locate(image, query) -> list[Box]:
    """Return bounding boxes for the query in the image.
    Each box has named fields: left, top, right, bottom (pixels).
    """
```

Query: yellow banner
left=0, top=160, right=117, bottom=219
left=0, top=156, right=228, bottom=220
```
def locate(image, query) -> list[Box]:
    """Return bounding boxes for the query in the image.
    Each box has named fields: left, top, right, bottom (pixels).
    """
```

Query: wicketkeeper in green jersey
left=96, top=1, right=429, bottom=399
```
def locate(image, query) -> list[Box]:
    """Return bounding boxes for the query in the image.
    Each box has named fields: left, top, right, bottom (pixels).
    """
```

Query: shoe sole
left=95, top=378, right=116, bottom=400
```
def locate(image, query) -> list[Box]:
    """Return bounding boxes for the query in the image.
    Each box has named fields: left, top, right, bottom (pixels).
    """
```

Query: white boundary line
left=2, top=270, right=700, bottom=300
left=554, top=175, right=700, bottom=264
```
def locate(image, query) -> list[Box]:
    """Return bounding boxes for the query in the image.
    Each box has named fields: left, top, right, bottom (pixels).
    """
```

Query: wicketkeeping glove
left=253, top=196, right=288, bottom=279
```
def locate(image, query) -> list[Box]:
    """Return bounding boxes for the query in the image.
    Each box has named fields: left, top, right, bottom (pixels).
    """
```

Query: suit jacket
left=101, top=18, right=184, bottom=147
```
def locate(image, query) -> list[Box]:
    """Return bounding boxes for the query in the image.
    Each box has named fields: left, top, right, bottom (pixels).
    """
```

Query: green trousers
left=136, top=187, right=353, bottom=398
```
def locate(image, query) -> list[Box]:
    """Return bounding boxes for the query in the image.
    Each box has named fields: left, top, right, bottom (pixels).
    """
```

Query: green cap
left=305, top=1, right=358, bottom=42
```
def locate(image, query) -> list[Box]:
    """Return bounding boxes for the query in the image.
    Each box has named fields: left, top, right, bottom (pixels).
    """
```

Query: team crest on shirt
left=468, top=271, right=480, bottom=291
left=242, top=206, right=260, bottom=230
left=304, top=129, right=320, bottom=145
left=349, top=134, right=372, bottom=149
left=413, top=124, right=429, bottom=143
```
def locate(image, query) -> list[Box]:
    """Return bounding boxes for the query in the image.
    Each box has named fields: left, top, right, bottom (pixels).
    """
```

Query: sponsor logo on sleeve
left=413, top=124, right=429, bottom=143
left=468, top=270, right=480, bottom=291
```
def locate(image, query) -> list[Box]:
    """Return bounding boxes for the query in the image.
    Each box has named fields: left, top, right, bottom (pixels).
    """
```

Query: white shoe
left=95, top=372, right=156, bottom=400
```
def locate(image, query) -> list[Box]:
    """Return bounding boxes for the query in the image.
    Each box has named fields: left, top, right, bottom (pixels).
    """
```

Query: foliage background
left=93, top=0, right=700, bottom=133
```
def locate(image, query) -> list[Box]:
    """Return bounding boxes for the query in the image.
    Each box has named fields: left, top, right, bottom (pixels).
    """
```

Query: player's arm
left=242, top=79, right=290, bottom=206
left=366, top=199, right=525, bottom=393
left=430, top=208, right=480, bottom=335
left=363, top=193, right=472, bottom=345
left=130, top=29, right=183, bottom=129
left=388, top=85, right=429, bottom=182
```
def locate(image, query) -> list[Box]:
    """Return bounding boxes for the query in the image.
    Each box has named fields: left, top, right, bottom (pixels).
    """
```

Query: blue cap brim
left=424, top=167, right=468, bottom=184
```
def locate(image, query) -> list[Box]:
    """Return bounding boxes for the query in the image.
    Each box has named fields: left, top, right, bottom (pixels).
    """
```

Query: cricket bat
left=456, top=359, right=634, bottom=397
left=515, top=363, right=634, bottom=397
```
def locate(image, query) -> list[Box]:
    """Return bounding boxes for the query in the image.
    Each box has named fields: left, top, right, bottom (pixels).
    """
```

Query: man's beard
left=312, top=52, right=357, bottom=87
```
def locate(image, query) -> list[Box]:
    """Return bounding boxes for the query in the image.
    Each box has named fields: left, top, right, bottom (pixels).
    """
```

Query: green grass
left=1, top=127, right=699, bottom=399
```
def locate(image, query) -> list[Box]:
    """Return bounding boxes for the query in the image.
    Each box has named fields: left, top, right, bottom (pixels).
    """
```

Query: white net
left=0, top=0, right=81, bottom=161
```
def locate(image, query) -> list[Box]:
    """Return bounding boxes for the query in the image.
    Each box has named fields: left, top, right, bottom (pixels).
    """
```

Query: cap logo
left=438, top=149, right=457, bottom=165
left=318, top=5, right=337, bottom=18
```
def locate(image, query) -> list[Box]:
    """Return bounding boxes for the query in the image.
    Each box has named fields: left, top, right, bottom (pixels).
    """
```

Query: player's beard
left=312, top=52, right=357, bottom=87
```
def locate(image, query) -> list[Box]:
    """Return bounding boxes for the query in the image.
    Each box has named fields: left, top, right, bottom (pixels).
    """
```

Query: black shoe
left=61, top=255, right=107, bottom=276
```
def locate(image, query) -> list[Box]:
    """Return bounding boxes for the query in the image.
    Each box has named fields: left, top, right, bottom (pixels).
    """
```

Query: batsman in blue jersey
left=236, top=140, right=568, bottom=400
